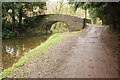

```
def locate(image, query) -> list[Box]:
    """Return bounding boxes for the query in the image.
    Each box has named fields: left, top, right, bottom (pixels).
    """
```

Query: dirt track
left=46, top=24, right=119, bottom=78
left=7, top=24, right=119, bottom=78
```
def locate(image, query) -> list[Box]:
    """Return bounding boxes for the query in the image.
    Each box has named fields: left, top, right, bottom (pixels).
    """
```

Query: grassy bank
left=0, top=33, right=68, bottom=79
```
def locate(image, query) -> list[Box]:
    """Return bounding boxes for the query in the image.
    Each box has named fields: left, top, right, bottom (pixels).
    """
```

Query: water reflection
left=2, top=33, right=49, bottom=70
left=4, top=46, right=14, bottom=55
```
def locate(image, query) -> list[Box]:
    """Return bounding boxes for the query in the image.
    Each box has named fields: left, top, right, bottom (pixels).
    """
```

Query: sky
left=48, top=0, right=68, bottom=2
left=48, top=0, right=58, bottom=2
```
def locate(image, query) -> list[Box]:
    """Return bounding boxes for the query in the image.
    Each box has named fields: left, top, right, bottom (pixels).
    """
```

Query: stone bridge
left=36, top=14, right=91, bottom=31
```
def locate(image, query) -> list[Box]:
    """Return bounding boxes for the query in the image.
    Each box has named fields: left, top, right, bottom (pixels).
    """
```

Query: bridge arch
left=42, top=21, right=70, bottom=31
left=37, top=14, right=85, bottom=31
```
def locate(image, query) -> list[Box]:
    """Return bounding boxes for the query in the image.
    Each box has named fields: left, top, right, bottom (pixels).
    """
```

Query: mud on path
left=7, top=24, right=119, bottom=78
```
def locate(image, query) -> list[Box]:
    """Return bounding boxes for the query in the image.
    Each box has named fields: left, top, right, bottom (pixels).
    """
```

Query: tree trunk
left=85, top=9, right=87, bottom=19
left=12, top=3, right=16, bottom=32
left=83, top=8, right=87, bottom=29
left=18, top=6, right=23, bottom=32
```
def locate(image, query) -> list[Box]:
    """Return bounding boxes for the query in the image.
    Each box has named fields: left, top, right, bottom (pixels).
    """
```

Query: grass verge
left=0, top=33, right=68, bottom=79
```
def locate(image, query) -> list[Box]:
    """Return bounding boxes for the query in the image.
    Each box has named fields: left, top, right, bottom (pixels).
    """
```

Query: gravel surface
left=7, top=24, right=119, bottom=78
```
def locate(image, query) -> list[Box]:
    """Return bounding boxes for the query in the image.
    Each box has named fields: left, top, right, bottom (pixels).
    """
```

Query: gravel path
left=46, top=24, right=119, bottom=78
left=7, top=24, right=119, bottom=78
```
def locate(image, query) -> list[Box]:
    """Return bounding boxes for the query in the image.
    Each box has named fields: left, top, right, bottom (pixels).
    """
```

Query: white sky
left=48, top=0, right=68, bottom=2
left=48, top=0, right=58, bottom=2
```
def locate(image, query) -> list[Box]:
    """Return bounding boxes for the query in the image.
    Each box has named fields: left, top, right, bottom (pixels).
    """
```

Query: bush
left=23, top=16, right=38, bottom=29
left=2, top=30, right=16, bottom=39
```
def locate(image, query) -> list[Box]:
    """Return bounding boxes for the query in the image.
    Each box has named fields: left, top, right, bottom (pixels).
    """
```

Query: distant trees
left=69, top=2, right=120, bottom=32
left=46, top=0, right=75, bottom=33
left=3, top=2, right=119, bottom=39
left=2, top=2, right=46, bottom=39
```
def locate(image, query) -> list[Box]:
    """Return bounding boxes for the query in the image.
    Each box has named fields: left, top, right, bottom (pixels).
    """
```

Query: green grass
left=0, top=33, right=67, bottom=79
left=69, top=31, right=79, bottom=34
left=0, top=68, right=20, bottom=79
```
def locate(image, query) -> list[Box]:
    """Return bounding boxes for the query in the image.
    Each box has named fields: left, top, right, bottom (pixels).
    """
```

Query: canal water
left=2, top=32, right=49, bottom=70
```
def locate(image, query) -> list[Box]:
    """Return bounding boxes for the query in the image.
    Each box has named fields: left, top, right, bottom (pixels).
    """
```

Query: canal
left=2, top=32, right=49, bottom=70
